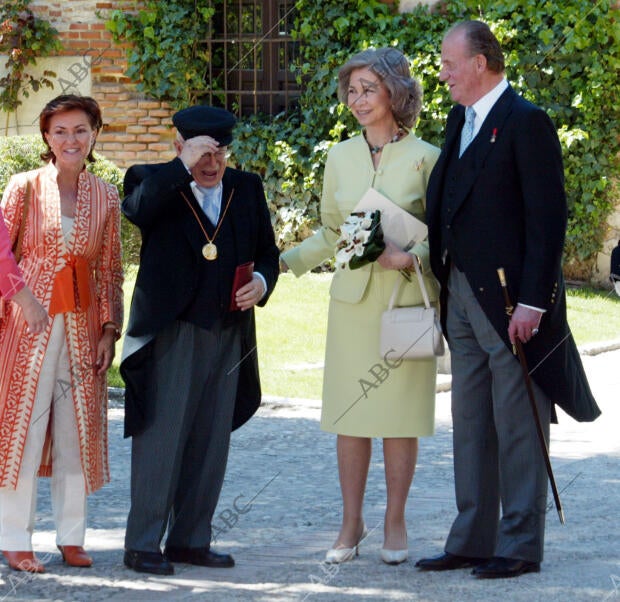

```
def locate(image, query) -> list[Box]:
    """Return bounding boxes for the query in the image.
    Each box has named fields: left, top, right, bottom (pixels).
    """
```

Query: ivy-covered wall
left=2, top=1, right=618, bottom=282
left=228, top=0, right=619, bottom=281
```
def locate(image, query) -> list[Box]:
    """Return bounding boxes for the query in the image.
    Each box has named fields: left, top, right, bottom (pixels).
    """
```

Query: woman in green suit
left=281, top=48, right=440, bottom=565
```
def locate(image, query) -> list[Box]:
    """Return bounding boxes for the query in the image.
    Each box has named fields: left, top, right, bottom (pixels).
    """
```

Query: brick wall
left=29, top=0, right=175, bottom=168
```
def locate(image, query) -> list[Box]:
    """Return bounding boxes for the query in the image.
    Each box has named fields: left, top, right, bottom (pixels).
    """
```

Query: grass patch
left=107, top=264, right=137, bottom=389
left=255, top=272, right=330, bottom=399
left=107, top=270, right=331, bottom=396
left=566, top=285, right=620, bottom=346
left=108, top=272, right=620, bottom=398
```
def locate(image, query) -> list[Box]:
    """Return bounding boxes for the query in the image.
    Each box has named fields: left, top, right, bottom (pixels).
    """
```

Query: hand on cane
left=508, top=305, right=542, bottom=345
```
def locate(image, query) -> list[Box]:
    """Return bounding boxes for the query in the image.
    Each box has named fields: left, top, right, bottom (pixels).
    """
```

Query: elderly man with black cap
left=120, top=105, right=279, bottom=575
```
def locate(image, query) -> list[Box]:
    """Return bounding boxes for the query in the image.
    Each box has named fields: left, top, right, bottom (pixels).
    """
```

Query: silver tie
left=194, top=185, right=220, bottom=225
left=459, top=106, right=476, bottom=157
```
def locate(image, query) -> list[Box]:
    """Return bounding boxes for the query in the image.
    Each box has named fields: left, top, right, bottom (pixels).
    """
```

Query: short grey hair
left=337, top=47, right=423, bottom=128
left=446, top=20, right=505, bottom=74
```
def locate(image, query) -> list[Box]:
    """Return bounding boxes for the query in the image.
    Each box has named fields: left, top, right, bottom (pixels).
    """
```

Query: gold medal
left=180, top=189, right=235, bottom=263
left=202, top=242, right=218, bottom=260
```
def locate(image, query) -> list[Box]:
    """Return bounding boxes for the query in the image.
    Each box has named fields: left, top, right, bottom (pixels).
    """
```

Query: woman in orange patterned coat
left=0, top=95, right=123, bottom=573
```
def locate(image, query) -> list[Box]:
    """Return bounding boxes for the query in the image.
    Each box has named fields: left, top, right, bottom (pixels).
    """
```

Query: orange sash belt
left=49, top=255, right=91, bottom=316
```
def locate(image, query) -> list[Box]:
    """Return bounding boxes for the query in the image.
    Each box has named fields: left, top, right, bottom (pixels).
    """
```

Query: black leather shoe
left=123, top=549, right=174, bottom=575
left=415, top=552, right=489, bottom=571
left=165, top=546, right=235, bottom=568
left=472, top=556, right=540, bottom=578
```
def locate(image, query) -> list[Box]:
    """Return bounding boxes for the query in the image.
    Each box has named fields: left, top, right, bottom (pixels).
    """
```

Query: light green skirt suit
left=282, top=132, right=441, bottom=437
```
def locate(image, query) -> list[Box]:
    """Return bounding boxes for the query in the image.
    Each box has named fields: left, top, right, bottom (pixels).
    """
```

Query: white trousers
left=0, top=315, right=87, bottom=550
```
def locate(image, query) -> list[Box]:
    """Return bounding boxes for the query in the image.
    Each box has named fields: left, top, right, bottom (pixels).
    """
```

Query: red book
left=229, top=261, right=254, bottom=311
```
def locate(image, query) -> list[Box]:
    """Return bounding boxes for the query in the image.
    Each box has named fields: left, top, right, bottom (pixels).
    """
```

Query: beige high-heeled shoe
left=325, top=524, right=368, bottom=564
left=380, top=547, right=408, bottom=565
left=381, top=529, right=408, bottom=565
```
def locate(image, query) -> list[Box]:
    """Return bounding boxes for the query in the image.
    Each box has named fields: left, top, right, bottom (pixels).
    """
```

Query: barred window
left=204, top=0, right=300, bottom=116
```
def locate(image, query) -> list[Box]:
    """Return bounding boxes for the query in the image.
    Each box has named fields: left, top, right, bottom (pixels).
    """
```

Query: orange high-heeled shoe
left=57, top=545, right=93, bottom=567
left=2, top=550, right=45, bottom=573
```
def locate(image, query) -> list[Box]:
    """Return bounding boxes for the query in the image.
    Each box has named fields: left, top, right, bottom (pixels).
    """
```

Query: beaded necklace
left=364, top=127, right=405, bottom=155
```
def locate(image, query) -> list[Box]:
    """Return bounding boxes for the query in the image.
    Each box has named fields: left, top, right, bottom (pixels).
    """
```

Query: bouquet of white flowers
left=335, top=210, right=385, bottom=270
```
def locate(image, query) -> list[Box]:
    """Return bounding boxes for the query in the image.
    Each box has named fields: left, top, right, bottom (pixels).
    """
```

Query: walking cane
left=496, top=268, right=565, bottom=524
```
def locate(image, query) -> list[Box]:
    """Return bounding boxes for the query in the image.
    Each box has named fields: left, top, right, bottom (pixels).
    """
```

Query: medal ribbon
left=180, top=188, right=235, bottom=258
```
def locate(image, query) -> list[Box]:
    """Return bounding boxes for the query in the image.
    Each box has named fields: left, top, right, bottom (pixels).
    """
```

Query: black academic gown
left=120, top=158, right=280, bottom=436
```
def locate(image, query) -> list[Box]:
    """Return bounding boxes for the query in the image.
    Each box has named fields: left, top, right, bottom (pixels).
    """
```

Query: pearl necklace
left=364, top=128, right=405, bottom=155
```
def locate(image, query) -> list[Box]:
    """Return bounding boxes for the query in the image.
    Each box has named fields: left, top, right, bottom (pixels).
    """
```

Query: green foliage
left=0, top=134, right=125, bottom=196
left=293, top=0, right=396, bottom=141
left=231, top=114, right=329, bottom=250
left=0, top=133, right=44, bottom=186
left=87, top=152, right=141, bottom=268
left=0, top=2, right=62, bottom=128
left=0, top=134, right=138, bottom=268
left=566, top=284, right=620, bottom=345
left=105, top=1, right=215, bottom=108
left=102, top=0, right=619, bottom=278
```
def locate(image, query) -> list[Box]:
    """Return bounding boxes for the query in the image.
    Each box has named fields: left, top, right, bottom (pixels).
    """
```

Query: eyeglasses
left=201, top=149, right=230, bottom=160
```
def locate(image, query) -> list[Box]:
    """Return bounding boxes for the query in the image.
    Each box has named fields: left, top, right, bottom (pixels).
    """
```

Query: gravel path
left=0, top=348, right=618, bottom=601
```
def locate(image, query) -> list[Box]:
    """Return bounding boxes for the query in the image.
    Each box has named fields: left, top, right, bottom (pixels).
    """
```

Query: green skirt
left=320, top=269, right=437, bottom=438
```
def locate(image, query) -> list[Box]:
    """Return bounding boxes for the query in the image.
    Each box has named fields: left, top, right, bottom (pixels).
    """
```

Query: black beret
left=172, top=105, right=237, bottom=146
